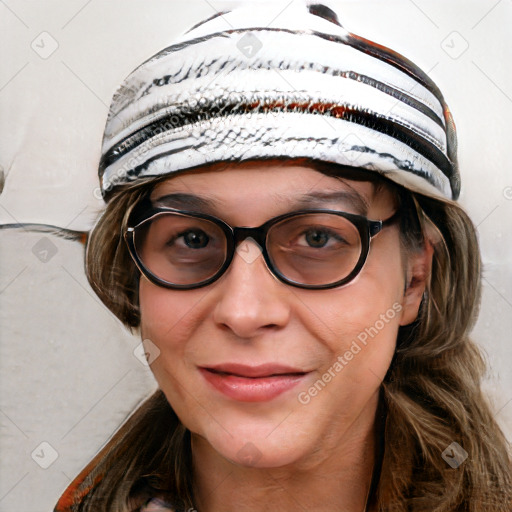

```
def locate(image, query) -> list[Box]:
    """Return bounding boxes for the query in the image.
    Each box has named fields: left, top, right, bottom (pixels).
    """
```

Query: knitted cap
left=99, top=2, right=460, bottom=201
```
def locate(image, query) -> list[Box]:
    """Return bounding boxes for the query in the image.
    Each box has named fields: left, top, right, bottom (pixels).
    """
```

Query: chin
left=214, top=435, right=310, bottom=469
left=192, top=409, right=318, bottom=469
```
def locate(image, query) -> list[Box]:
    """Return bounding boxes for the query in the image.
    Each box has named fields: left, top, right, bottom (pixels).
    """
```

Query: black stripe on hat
left=139, top=27, right=447, bottom=112
left=99, top=99, right=452, bottom=181
left=135, top=59, right=444, bottom=130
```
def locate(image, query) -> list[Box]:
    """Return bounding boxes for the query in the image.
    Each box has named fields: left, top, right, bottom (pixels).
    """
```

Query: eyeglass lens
left=133, top=212, right=362, bottom=287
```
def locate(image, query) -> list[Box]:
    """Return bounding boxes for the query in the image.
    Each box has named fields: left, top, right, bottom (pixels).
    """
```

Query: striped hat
left=99, top=2, right=460, bottom=201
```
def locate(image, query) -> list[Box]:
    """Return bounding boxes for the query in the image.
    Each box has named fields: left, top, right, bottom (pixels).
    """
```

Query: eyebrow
left=287, top=191, right=369, bottom=215
left=153, top=193, right=218, bottom=211
left=153, top=190, right=369, bottom=215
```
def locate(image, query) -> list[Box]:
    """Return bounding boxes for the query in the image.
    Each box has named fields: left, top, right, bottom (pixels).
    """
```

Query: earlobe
left=399, top=240, right=434, bottom=326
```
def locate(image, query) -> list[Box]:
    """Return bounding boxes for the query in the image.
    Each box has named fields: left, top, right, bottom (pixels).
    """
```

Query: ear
left=399, top=239, right=434, bottom=326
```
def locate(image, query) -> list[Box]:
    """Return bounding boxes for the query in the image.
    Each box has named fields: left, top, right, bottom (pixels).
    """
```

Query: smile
left=199, top=364, right=310, bottom=402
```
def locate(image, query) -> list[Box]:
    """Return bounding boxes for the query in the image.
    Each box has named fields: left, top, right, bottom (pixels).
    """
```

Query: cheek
left=138, top=280, right=208, bottom=418
left=343, top=244, right=405, bottom=379
left=339, top=297, right=402, bottom=385
left=314, top=288, right=402, bottom=379
left=140, top=278, right=195, bottom=330
left=299, top=236, right=405, bottom=378
left=138, top=279, right=208, bottom=364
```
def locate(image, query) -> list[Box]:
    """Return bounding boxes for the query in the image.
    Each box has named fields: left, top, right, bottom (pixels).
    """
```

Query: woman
left=54, top=3, right=512, bottom=511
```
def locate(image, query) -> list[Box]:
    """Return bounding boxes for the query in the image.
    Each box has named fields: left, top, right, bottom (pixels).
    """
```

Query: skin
left=139, top=161, right=433, bottom=512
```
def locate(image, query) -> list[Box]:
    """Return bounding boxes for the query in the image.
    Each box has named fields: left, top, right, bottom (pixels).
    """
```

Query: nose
left=212, top=238, right=291, bottom=339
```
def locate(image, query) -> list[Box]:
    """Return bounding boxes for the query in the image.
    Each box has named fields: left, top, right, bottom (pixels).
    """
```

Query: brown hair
left=77, top=161, right=512, bottom=511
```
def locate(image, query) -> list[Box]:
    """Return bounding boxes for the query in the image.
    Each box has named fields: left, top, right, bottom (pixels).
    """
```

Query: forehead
left=150, top=162, right=395, bottom=219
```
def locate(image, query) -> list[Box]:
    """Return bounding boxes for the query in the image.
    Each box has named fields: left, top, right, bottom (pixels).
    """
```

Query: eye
left=304, top=229, right=331, bottom=248
left=175, top=229, right=209, bottom=249
left=299, top=228, right=346, bottom=249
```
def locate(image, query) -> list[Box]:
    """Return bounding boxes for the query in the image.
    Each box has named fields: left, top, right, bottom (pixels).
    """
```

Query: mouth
left=199, top=364, right=310, bottom=402
left=204, top=363, right=307, bottom=378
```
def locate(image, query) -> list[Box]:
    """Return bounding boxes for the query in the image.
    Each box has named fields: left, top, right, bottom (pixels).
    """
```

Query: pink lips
left=200, top=363, right=308, bottom=402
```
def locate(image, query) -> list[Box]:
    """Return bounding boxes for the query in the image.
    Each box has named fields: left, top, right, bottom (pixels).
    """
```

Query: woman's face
left=139, top=162, right=426, bottom=469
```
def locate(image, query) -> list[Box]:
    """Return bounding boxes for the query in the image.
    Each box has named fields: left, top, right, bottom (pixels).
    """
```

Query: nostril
left=307, top=3, right=343, bottom=27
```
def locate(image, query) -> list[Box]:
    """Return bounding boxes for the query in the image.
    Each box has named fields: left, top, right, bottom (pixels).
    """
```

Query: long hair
left=72, top=162, right=512, bottom=512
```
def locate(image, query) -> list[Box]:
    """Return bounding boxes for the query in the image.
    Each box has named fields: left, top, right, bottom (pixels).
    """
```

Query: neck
left=191, top=397, right=381, bottom=512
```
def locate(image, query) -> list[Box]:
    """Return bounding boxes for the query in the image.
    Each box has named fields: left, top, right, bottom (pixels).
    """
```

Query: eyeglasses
left=124, top=197, right=400, bottom=290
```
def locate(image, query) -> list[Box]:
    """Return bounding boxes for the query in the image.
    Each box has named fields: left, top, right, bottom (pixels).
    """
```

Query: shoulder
left=53, top=460, right=104, bottom=511
left=53, top=463, right=178, bottom=512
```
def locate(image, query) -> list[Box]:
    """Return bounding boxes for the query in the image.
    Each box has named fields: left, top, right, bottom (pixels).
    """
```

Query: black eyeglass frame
left=124, top=195, right=401, bottom=290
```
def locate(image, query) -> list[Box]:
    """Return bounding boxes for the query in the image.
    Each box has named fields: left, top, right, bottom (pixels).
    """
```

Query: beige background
left=1, top=1, right=511, bottom=511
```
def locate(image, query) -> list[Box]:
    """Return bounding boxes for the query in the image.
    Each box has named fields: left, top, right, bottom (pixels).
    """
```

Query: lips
left=205, top=363, right=306, bottom=378
left=199, top=363, right=309, bottom=402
